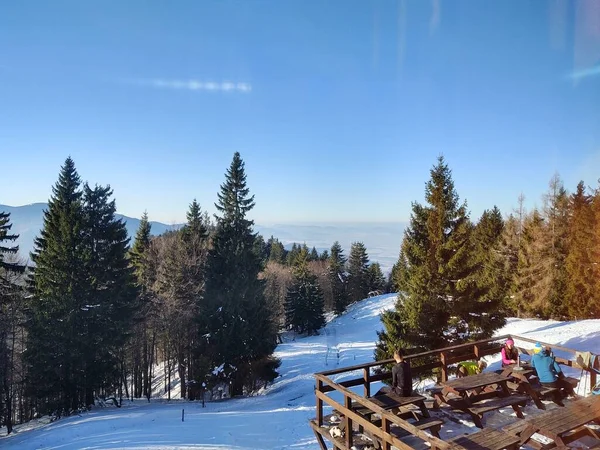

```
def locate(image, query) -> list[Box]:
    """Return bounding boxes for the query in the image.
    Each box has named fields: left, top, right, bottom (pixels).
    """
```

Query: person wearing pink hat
left=501, top=338, right=519, bottom=367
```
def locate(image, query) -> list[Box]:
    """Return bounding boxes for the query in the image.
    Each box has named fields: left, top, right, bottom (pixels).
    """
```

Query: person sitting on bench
left=501, top=338, right=519, bottom=367
left=457, top=360, right=488, bottom=378
left=531, top=345, right=577, bottom=398
left=378, top=348, right=413, bottom=397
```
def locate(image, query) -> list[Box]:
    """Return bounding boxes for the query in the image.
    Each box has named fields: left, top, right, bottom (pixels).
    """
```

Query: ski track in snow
left=2, top=293, right=600, bottom=449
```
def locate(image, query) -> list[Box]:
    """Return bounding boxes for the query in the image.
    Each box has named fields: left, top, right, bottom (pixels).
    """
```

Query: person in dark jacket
left=531, top=346, right=576, bottom=398
left=501, top=338, right=519, bottom=367
left=391, top=349, right=412, bottom=396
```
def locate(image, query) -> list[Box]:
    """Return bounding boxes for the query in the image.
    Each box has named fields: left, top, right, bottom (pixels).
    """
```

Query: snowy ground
left=2, top=294, right=600, bottom=449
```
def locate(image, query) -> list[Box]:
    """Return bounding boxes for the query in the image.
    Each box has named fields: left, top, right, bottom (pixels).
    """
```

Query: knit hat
left=533, top=343, right=543, bottom=354
left=506, top=338, right=514, bottom=346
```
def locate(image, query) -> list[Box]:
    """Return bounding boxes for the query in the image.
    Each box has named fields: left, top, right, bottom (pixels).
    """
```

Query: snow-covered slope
left=2, top=294, right=600, bottom=449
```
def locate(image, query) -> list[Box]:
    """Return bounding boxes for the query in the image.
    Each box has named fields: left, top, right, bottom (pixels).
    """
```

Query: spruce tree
left=347, top=242, right=370, bottom=304
left=26, top=157, right=88, bottom=413
left=203, top=152, right=278, bottom=395
left=267, top=236, right=286, bottom=264
left=376, top=156, right=490, bottom=357
left=367, top=262, right=386, bottom=294
left=328, top=241, right=348, bottom=314
left=286, top=243, right=300, bottom=266
left=184, top=199, right=209, bottom=241
left=468, top=206, right=509, bottom=332
left=565, top=182, right=598, bottom=318
left=284, top=247, right=326, bottom=334
left=309, top=246, right=319, bottom=261
left=0, top=211, right=26, bottom=433
left=80, top=183, right=136, bottom=405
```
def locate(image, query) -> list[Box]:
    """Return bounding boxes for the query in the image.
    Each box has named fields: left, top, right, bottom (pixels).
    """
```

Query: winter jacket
left=459, top=361, right=482, bottom=376
left=531, top=351, right=562, bottom=383
left=392, top=361, right=412, bottom=396
left=501, top=346, right=519, bottom=367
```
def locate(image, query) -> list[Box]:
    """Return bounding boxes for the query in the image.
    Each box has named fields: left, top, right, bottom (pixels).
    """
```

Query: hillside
left=0, top=203, right=404, bottom=272
left=2, top=294, right=600, bottom=449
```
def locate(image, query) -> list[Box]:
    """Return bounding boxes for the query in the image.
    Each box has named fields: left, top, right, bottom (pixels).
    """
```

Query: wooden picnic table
left=369, top=393, right=430, bottom=417
left=437, top=372, right=528, bottom=428
left=518, top=396, right=600, bottom=448
left=501, top=365, right=565, bottom=410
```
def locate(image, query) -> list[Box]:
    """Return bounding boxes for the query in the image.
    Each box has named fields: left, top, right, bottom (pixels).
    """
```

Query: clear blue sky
left=1, top=0, right=599, bottom=224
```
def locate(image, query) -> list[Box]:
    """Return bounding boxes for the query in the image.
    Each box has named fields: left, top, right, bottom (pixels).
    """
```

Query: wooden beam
left=316, top=378, right=323, bottom=426
left=363, top=367, right=370, bottom=398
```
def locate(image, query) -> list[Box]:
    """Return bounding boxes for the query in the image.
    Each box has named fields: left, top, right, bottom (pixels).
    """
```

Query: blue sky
left=1, top=0, right=599, bottom=224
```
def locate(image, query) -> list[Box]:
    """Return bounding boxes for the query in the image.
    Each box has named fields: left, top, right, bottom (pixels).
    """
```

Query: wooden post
left=382, top=416, right=392, bottom=450
left=345, top=394, right=353, bottom=448
left=440, top=352, right=448, bottom=382
left=316, top=379, right=324, bottom=426
left=473, top=344, right=480, bottom=359
left=363, top=367, right=371, bottom=398
left=590, top=356, right=598, bottom=395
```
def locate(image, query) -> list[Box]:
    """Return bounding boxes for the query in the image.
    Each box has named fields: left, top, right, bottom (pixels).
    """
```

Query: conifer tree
left=347, top=242, right=370, bottom=304
left=286, top=243, right=300, bottom=266
left=284, top=247, right=325, bottom=334
left=267, top=236, right=286, bottom=264
left=376, top=157, right=491, bottom=358
left=565, top=182, right=598, bottom=318
left=128, top=213, right=156, bottom=399
left=468, top=206, right=509, bottom=331
left=184, top=199, right=209, bottom=241
left=80, top=183, right=136, bottom=405
left=367, top=262, right=386, bottom=294
left=328, top=241, right=348, bottom=314
left=0, top=211, right=26, bottom=433
left=309, top=246, right=319, bottom=261
left=203, top=152, right=278, bottom=395
left=26, top=157, right=89, bottom=413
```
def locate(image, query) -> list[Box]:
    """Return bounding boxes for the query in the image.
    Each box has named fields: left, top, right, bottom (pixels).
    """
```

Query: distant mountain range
left=0, top=203, right=405, bottom=273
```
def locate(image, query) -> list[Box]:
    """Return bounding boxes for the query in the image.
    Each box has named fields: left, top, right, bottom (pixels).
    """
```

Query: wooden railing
left=311, top=334, right=599, bottom=450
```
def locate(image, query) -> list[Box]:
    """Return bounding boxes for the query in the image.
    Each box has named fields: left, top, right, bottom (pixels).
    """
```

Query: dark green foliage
left=284, top=247, right=326, bottom=334
left=184, top=199, right=209, bottom=241
left=202, top=152, right=279, bottom=395
left=367, top=262, right=386, bottom=294
left=319, top=249, right=329, bottom=261
left=347, top=242, right=370, bottom=304
left=26, top=158, right=136, bottom=414
left=565, top=182, right=598, bottom=318
left=329, top=241, right=349, bottom=315
left=468, top=206, right=508, bottom=333
left=0, top=211, right=26, bottom=434
left=309, top=246, right=319, bottom=261
left=267, top=236, right=286, bottom=264
left=286, top=243, right=300, bottom=266
left=376, top=157, right=504, bottom=361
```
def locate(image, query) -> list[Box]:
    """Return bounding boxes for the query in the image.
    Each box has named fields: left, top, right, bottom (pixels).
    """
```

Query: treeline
left=0, top=153, right=385, bottom=433
left=377, top=157, right=600, bottom=361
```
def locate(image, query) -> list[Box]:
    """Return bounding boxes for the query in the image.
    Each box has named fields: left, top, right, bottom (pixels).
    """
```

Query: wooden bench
left=365, top=417, right=445, bottom=449
left=467, top=395, right=528, bottom=428
left=449, top=428, right=521, bottom=450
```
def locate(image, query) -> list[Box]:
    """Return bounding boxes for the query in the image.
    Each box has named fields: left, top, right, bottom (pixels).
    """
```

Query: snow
left=2, top=294, right=600, bottom=449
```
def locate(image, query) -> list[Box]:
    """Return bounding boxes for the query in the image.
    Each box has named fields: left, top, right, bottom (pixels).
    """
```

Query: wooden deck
left=310, top=334, right=600, bottom=450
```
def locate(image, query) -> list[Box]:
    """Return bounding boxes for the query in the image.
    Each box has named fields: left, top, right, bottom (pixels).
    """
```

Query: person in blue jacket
left=531, top=346, right=576, bottom=398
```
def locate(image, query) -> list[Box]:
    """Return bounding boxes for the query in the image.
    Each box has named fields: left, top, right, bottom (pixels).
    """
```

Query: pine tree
left=367, top=262, right=386, bottom=294
left=81, top=183, right=136, bottom=406
left=328, top=241, right=348, bottom=314
left=286, top=243, right=300, bottom=266
left=376, top=156, right=491, bottom=357
left=347, top=242, right=370, bottom=304
left=319, top=249, right=329, bottom=261
left=203, top=152, right=279, bottom=395
left=0, top=211, right=26, bottom=433
left=26, top=157, right=89, bottom=413
left=267, top=236, right=286, bottom=264
left=468, top=206, right=509, bottom=332
left=565, top=182, right=598, bottom=318
left=284, top=247, right=325, bottom=334
left=309, top=246, right=319, bottom=261
left=184, top=199, right=209, bottom=241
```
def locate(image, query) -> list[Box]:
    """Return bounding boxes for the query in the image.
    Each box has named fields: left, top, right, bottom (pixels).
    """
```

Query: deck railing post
left=591, top=356, right=598, bottom=395
left=474, top=344, right=480, bottom=359
left=344, top=394, right=353, bottom=448
left=316, top=378, right=323, bottom=426
left=363, top=367, right=371, bottom=398
left=440, top=352, right=448, bottom=382
left=382, top=416, right=392, bottom=450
